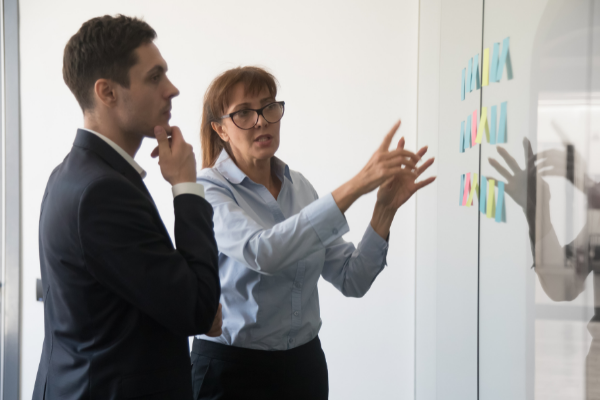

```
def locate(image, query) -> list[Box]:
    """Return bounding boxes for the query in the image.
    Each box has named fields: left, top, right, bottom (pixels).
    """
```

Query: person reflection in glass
left=489, top=138, right=600, bottom=399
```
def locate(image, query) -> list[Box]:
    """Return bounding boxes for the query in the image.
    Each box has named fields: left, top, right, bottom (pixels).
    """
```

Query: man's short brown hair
left=63, top=15, right=157, bottom=112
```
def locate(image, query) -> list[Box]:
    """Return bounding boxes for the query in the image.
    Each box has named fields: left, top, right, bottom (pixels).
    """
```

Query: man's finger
left=379, top=120, right=401, bottom=151
left=169, top=126, right=183, bottom=147
left=154, top=126, right=171, bottom=157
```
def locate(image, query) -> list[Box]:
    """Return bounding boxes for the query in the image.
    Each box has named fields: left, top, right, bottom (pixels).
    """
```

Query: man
left=33, top=15, right=221, bottom=399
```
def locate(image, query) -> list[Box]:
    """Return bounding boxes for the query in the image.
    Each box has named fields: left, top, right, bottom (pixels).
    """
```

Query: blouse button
left=332, top=228, right=338, bottom=235
left=294, top=311, right=299, bottom=317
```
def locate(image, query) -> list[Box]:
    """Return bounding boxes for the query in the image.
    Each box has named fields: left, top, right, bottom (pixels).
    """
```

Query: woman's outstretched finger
left=379, top=120, right=402, bottom=151
left=416, top=157, right=435, bottom=175
left=397, top=136, right=405, bottom=150
left=385, top=147, right=421, bottom=164
left=384, top=155, right=417, bottom=170
left=415, top=176, right=436, bottom=190
left=416, top=145, right=428, bottom=158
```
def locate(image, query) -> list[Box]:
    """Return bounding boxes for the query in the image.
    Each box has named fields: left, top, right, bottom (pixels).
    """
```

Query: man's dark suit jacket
left=32, top=129, right=220, bottom=400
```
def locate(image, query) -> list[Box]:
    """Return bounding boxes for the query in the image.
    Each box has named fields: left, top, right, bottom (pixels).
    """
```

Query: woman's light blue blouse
left=196, top=150, right=389, bottom=350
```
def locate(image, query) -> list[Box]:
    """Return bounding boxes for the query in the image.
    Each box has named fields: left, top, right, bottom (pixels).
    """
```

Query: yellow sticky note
left=466, top=173, right=478, bottom=207
left=482, top=48, right=490, bottom=86
left=486, top=179, right=495, bottom=218
left=476, top=107, right=487, bottom=144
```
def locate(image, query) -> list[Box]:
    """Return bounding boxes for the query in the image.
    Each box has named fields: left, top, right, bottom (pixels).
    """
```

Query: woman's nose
left=255, top=114, right=269, bottom=128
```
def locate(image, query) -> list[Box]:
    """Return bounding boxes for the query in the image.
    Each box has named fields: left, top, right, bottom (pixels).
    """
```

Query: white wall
left=19, top=1, right=419, bottom=399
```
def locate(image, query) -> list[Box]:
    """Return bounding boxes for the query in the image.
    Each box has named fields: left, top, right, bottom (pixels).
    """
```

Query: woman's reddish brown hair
left=201, top=66, right=278, bottom=168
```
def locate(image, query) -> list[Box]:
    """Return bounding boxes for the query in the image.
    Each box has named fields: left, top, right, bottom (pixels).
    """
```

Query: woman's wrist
left=332, top=177, right=363, bottom=214
left=370, top=202, right=397, bottom=239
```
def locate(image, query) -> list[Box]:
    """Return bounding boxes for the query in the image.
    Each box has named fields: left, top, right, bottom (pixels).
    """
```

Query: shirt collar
left=81, top=128, right=147, bottom=179
left=214, top=149, right=293, bottom=185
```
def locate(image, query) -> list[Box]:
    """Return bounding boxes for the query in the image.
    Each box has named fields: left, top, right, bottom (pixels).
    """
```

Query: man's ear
left=212, top=121, right=229, bottom=142
left=94, top=79, right=118, bottom=108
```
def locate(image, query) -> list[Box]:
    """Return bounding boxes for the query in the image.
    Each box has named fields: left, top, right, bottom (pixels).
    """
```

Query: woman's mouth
left=254, top=135, right=273, bottom=144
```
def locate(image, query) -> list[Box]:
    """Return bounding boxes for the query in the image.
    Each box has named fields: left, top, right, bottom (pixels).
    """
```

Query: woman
left=191, top=66, right=435, bottom=399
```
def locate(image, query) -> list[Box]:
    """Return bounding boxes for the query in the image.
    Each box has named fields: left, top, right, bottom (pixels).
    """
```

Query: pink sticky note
left=462, top=173, right=471, bottom=205
left=471, top=110, right=478, bottom=145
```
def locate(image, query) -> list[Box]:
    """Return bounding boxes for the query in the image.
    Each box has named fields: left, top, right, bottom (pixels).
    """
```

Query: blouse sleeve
left=199, top=176, right=349, bottom=275
left=320, top=224, right=389, bottom=298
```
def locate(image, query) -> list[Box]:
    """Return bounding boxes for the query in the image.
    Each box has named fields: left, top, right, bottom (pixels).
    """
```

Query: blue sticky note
left=490, top=105, right=497, bottom=144
left=466, top=115, right=472, bottom=148
left=479, top=176, right=487, bottom=213
left=496, top=37, right=510, bottom=81
left=459, top=174, right=465, bottom=206
left=497, top=101, right=507, bottom=143
left=471, top=54, right=480, bottom=91
left=460, top=121, right=465, bottom=153
left=467, top=58, right=473, bottom=93
left=490, top=43, right=499, bottom=83
left=495, top=181, right=505, bottom=222
left=461, top=69, right=465, bottom=100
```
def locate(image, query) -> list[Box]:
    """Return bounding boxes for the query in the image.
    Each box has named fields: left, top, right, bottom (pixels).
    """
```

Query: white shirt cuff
left=172, top=182, right=205, bottom=198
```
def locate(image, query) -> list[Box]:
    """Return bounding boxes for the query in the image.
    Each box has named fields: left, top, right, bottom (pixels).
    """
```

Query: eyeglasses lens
left=232, top=110, right=257, bottom=130
left=232, top=103, right=284, bottom=129
left=262, top=103, right=284, bottom=123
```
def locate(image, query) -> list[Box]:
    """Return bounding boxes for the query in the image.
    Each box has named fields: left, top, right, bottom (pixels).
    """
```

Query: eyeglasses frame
left=220, top=101, right=285, bottom=130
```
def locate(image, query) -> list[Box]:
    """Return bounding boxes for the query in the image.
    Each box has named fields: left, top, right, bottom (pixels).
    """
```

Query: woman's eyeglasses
left=221, top=101, right=285, bottom=130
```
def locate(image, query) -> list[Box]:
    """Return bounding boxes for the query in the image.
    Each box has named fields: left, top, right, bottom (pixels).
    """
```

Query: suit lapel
left=73, top=129, right=153, bottom=201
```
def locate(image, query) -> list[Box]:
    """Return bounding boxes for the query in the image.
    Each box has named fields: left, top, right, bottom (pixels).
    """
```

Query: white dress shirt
left=82, top=128, right=204, bottom=198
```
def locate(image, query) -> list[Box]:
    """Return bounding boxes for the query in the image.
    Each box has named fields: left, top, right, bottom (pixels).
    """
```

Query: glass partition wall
left=416, top=1, right=600, bottom=399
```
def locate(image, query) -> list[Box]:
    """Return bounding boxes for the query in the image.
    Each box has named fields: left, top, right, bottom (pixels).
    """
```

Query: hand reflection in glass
left=488, top=138, right=600, bottom=399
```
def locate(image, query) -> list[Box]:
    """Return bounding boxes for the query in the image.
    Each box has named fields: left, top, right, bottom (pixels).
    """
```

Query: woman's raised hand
left=332, top=121, right=424, bottom=213
left=375, top=137, right=435, bottom=211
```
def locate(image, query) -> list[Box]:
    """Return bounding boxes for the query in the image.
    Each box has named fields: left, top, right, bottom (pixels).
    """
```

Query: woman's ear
left=212, top=121, right=229, bottom=142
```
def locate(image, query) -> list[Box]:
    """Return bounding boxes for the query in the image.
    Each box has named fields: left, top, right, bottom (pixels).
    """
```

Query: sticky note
left=490, top=43, right=500, bottom=83
left=482, top=48, right=490, bottom=86
left=476, top=107, right=488, bottom=144
left=460, top=121, right=465, bottom=153
left=467, top=58, right=473, bottom=93
left=496, top=37, right=512, bottom=81
left=461, top=69, right=466, bottom=101
left=471, top=110, right=478, bottom=145
left=465, top=115, right=472, bottom=149
left=479, top=176, right=487, bottom=213
left=489, top=105, right=497, bottom=144
left=459, top=174, right=465, bottom=205
left=471, top=54, right=480, bottom=91
left=497, top=101, right=507, bottom=143
left=486, top=179, right=495, bottom=218
left=495, top=181, right=505, bottom=222
left=467, top=173, right=478, bottom=207
left=463, top=172, right=471, bottom=206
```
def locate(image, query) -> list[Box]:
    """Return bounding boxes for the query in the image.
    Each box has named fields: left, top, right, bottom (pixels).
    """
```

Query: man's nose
left=166, top=77, right=180, bottom=99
